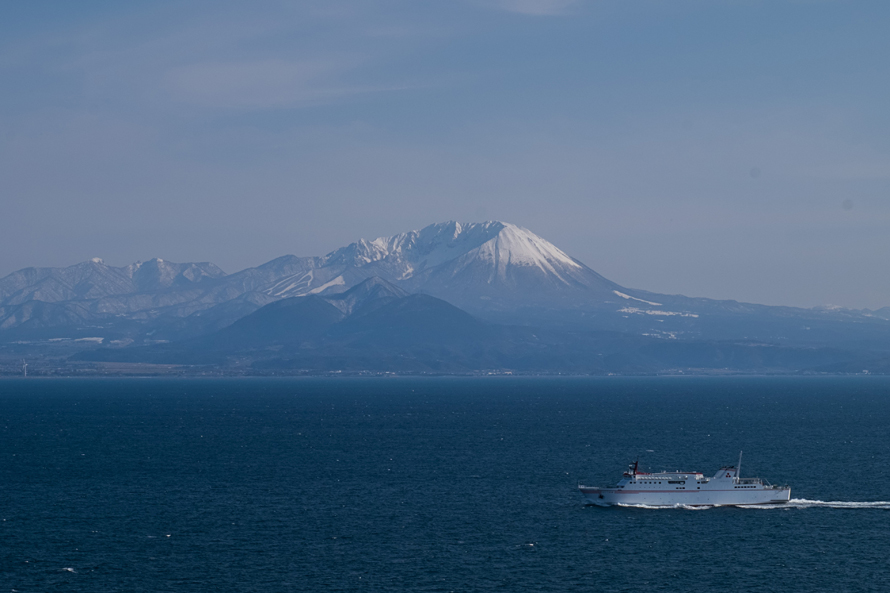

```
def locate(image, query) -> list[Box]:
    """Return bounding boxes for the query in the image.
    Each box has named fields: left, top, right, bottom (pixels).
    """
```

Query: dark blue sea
left=1, top=377, right=889, bottom=592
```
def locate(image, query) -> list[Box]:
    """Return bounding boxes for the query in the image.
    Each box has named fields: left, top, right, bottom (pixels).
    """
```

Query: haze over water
left=2, top=376, right=888, bottom=591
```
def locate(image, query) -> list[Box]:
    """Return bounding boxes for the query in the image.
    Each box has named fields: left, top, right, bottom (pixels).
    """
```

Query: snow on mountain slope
left=0, top=222, right=642, bottom=317
left=460, top=222, right=583, bottom=280
left=259, top=221, right=621, bottom=310
left=321, top=221, right=582, bottom=279
left=0, top=260, right=137, bottom=306
left=325, top=221, right=502, bottom=270
left=0, top=258, right=224, bottom=307
left=127, top=258, right=225, bottom=291
left=5, top=221, right=887, bottom=346
left=402, top=222, right=610, bottom=296
left=0, top=222, right=639, bottom=332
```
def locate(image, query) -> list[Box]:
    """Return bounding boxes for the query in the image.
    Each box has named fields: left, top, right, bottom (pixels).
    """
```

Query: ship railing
left=737, top=478, right=762, bottom=485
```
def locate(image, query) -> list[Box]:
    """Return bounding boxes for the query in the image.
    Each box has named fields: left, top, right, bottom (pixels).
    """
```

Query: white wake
left=614, top=503, right=715, bottom=510
left=738, top=498, right=890, bottom=510
left=609, top=499, right=890, bottom=510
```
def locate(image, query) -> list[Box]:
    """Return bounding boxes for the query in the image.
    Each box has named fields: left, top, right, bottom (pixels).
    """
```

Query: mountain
left=3, top=221, right=890, bottom=375
left=309, top=221, right=619, bottom=309
left=332, top=293, right=485, bottom=344
left=211, top=296, right=346, bottom=349
left=0, top=258, right=224, bottom=306
left=77, top=283, right=506, bottom=371
left=0, top=222, right=616, bottom=340
left=322, top=276, right=408, bottom=315
left=75, top=282, right=870, bottom=375
left=0, top=257, right=229, bottom=339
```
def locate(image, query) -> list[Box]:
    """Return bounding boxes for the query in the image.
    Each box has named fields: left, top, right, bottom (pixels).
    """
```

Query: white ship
left=579, top=453, right=790, bottom=507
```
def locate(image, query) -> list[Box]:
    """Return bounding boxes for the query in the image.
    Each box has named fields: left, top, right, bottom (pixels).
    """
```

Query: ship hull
left=580, top=486, right=791, bottom=507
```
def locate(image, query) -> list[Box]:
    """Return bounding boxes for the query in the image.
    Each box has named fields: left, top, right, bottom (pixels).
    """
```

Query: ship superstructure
left=579, top=453, right=790, bottom=507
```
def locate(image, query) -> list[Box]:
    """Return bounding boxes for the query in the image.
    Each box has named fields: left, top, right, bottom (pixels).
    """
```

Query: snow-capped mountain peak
left=322, top=221, right=490, bottom=268
left=0, top=221, right=621, bottom=328
left=321, top=221, right=581, bottom=281
left=260, top=221, right=617, bottom=309
left=461, top=222, right=582, bottom=280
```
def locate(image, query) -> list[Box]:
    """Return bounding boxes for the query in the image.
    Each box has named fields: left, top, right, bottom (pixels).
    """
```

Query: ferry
left=579, top=453, right=790, bottom=507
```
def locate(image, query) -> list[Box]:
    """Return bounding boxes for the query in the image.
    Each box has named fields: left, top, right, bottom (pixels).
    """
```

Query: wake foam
left=739, top=499, right=890, bottom=510
left=615, top=503, right=714, bottom=510
left=607, top=499, right=890, bottom=510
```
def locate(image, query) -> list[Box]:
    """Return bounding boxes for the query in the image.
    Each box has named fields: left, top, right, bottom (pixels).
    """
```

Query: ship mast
left=737, top=450, right=742, bottom=482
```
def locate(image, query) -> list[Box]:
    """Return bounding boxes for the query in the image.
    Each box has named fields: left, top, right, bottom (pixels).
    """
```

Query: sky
left=1, top=0, right=889, bottom=309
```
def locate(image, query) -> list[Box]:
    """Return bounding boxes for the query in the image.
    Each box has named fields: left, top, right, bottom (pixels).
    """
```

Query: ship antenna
left=737, top=450, right=743, bottom=482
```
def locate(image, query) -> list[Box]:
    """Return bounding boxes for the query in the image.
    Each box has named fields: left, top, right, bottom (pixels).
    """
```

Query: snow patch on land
left=269, top=271, right=314, bottom=297
left=614, top=291, right=662, bottom=306
left=619, top=307, right=699, bottom=318
left=308, top=275, right=346, bottom=295
left=642, top=332, right=679, bottom=339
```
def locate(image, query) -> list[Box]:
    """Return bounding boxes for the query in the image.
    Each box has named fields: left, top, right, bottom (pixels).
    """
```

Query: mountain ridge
left=72, top=286, right=876, bottom=375
left=2, top=221, right=889, bottom=360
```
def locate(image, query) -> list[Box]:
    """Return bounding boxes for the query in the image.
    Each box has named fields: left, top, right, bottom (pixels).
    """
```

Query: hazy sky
left=2, top=1, right=889, bottom=308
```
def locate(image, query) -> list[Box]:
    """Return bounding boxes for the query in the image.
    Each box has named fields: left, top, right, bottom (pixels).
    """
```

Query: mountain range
left=3, top=221, right=890, bottom=374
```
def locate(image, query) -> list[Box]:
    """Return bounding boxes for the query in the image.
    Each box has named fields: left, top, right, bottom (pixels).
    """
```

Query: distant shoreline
left=0, top=368, right=884, bottom=379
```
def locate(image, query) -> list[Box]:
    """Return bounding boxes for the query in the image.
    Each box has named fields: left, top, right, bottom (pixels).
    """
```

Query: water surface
left=1, top=377, right=888, bottom=592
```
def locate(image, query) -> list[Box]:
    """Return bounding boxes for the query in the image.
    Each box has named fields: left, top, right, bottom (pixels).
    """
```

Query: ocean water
left=1, top=376, right=889, bottom=592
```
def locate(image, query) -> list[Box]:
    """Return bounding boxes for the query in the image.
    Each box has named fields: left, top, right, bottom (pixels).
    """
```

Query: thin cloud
left=492, top=0, right=581, bottom=16
left=164, top=58, right=364, bottom=109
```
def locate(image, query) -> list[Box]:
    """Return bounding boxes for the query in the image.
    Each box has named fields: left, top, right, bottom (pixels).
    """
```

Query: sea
left=1, top=376, right=888, bottom=592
